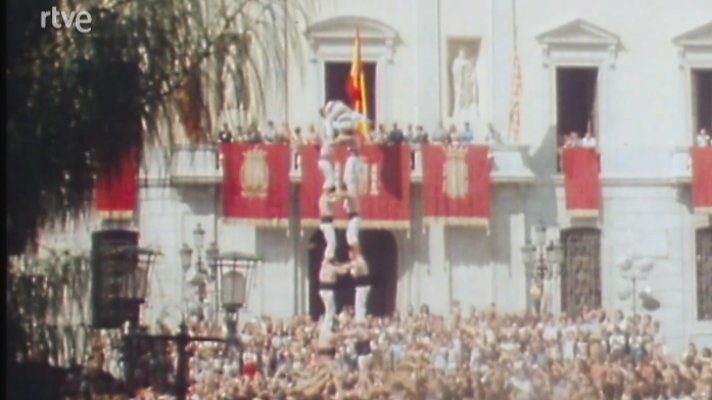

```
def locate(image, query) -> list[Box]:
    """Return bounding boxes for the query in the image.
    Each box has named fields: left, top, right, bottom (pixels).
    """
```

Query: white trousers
left=346, top=217, right=360, bottom=246
left=343, top=154, right=360, bottom=192
left=319, top=223, right=336, bottom=260
left=318, top=159, right=335, bottom=189
left=354, top=285, right=371, bottom=322
left=319, top=289, right=336, bottom=328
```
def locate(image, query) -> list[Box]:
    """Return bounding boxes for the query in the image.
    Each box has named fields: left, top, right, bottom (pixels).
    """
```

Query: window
left=696, top=227, right=712, bottom=320
left=692, top=69, right=712, bottom=137
left=560, top=227, right=602, bottom=316
left=324, top=62, right=377, bottom=124
left=556, top=67, right=599, bottom=141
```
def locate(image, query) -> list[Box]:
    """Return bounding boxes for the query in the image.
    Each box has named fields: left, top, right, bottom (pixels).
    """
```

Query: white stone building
left=42, top=0, right=712, bottom=355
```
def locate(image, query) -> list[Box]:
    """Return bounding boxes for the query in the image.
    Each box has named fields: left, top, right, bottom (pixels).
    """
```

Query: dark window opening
left=692, top=69, right=712, bottom=137
left=556, top=67, right=599, bottom=172
left=324, top=62, right=377, bottom=124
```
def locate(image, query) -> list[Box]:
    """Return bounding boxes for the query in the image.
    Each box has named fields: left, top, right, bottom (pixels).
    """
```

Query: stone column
left=490, top=0, right=515, bottom=133
left=414, top=0, right=442, bottom=129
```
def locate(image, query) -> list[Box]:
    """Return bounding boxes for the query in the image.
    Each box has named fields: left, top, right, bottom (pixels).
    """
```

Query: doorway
left=324, top=62, right=377, bottom=123
left=308, top=229, right=398, bottom=320
left=556, top=67, right=598, bottom=138
left=692, top=69, right=712, bottom=136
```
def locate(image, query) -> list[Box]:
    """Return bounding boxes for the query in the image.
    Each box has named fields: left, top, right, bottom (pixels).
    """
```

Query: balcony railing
left=169, top=144, right=222, bottom=184
left=165, top=144, right=536, bottom=185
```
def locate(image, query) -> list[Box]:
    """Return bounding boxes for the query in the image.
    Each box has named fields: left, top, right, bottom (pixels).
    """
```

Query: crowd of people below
left=74, top=304, right=712, bottom=400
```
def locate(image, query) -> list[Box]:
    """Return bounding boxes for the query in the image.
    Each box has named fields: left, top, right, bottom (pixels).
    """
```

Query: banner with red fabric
left=220, top=143, right=290, bottom=226
left=299, top=145, right=410, bottom=228
left=691, top=147, right=712, bottom=215
left=95, top=149, right=139, bottom=219
left=562, top=147, right=601, bottom=218
left=421, top=145, right=491, bottom=227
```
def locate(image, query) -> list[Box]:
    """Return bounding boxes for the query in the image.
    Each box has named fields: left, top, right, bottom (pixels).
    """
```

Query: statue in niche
left=450, top=48, right=479, bottom=119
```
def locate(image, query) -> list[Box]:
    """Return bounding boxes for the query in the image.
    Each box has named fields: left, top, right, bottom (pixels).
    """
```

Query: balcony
left=169, top=144, right=223, bottom=184
left=289, top=144, right=535, bottom=184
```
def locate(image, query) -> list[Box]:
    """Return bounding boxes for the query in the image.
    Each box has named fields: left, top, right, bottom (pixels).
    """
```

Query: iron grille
left=560, top=228, right=602, bottom=316
left=697, top=228, right=712, bottom=320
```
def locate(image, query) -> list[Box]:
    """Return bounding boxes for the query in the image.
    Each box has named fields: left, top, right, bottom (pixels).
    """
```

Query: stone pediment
left=305, top=16, right=397, bottom=43
left=536, top=18, right=620, bottom=47
left=673, top=21, right=712, bottom=47
left=305, top=16, right=398, bottom=61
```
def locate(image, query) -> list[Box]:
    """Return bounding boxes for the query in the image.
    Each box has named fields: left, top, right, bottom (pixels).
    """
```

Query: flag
left=345, top=26, right=370, bottom=144
left=508, top=46, right=522, bottom=143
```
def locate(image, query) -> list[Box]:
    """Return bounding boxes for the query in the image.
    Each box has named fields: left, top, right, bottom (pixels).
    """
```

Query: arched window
left=560, top=227, right=602, bottom=316
left=696, top=227, right=712, bottom=320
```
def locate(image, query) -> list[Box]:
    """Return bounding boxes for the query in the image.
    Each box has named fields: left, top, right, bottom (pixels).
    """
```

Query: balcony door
left=324, top=62, right=377, bottom=124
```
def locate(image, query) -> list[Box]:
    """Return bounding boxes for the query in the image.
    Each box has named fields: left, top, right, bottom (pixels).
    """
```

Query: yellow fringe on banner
left=301, top=219, right=410, bottom=230
left=567, top=209, right=600, bottom=218
left=423, top=217, right=490, bottom=228
left=694, top=207, right=712, bottom=215
left=97, top=210, right=133, bottom=220
left=222, top=218, right=289, bottom=228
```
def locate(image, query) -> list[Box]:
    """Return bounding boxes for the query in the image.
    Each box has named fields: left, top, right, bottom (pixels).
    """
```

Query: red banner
left=421, top=145, right=491, bottom=227
left=691, top=147, right=712, bottom=215
left=220, top=143, right=290, bottom=226
left=562, top=148, right=601, bottom=218
left=95, top=150, right=138, bottom=219
left=299, top=145, right=410, bottom=228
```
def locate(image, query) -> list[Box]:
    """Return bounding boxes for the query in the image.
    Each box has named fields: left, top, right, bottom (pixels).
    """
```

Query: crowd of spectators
left=77, top=304, right=711, bottom=400
left=216, top=120, right=493, bottom=147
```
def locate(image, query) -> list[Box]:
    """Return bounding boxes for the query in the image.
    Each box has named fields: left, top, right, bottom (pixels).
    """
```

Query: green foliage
left=6, top=0, right=311, bottom=255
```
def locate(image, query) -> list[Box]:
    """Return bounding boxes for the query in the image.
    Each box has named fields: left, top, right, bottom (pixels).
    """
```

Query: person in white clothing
left=318, top=192, right=336, bottom=263
left=348, top=248, right=370, bottom=322
left=318, top=259, right=347, bottom=332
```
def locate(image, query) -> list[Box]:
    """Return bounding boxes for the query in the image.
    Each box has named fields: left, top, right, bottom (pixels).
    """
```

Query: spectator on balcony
left=218, top=124, right=233, bottom=144
left=387, top=123, right=405, bottom=145
left=247, top=123, right=262, bottom=143
left=263, top=121, right=278, bottom=143
left=235, top=126, right=247, bottom=142
left=696, top=128, right=711, bottom=147
left=457, top=122, right=474, bottom=145
left=447, top=124, right=458, bottom=144
left=414, top=125, right=428, bottom=144
left=290, top=127, right=302, bottom=148
left=405, top=124, right=415, bottom=144
left=305, top=124, right=320, bottom=144
left=562, top=131, right=581, bottom=148
left=581, top=131, right=597, bottom=148
left=371, top=124, right=388, bottom=144
left=277, top=123, right=291, bottom=143
left=430, top=121, right=448, bottom=144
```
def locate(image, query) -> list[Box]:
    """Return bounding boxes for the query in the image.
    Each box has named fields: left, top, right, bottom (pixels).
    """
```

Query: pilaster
left=414, top=0, right=442, bottom=128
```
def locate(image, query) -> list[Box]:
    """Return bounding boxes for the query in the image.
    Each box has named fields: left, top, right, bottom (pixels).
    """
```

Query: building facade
left=41, top=0, right=712, bottom=355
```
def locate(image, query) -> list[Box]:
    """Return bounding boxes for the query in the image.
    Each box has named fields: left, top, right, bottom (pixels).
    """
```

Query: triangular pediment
left=673, top=21, right=712, bottom=46
left=305, top=16, right=397, bottom=42
left=536, top=19, right=620, bottom=46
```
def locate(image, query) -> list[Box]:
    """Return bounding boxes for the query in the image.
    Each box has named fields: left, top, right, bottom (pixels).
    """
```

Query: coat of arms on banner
left=240, top=148, right=268, bottom=198
left=443, top=146, right=468, bottom=199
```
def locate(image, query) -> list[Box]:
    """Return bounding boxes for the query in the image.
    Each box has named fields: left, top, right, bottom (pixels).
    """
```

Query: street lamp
left=521, top=222, right=564, bottom=279
left=112, top=246, right=159, bottom=328
left=213, top=251, right=258, bottom=340
left=616, top=256, right=654, bottom=316
left=181, top=224, right=212, bottom=319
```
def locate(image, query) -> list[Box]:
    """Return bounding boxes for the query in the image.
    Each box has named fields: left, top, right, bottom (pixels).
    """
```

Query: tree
left=6, top=0, right=309, bottom=256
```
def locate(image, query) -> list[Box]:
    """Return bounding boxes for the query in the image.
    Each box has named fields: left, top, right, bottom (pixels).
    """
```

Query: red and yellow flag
left=344, top=27, right=370, bottom=144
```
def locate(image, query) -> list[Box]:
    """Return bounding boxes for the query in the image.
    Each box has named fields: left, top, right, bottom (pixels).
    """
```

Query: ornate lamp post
left=616, top=256, right=654, bottom=316
left=521, top=222, right=563, bottom=313
left=179, top=224, right=217, bottom=320
left=213, top=251, right=258, bottom=339
left=521, top=222, right=564, bottom=279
